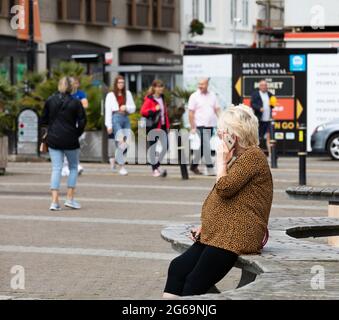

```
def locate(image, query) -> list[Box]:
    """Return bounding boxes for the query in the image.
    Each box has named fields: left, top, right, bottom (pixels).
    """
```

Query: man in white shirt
left=250, top=80, right=274, bottom=155
left=188, top=78, right=221, bottom=176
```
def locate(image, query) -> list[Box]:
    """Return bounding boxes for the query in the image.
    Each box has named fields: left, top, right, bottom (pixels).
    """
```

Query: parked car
left=311, top=119, right=339, bottom=160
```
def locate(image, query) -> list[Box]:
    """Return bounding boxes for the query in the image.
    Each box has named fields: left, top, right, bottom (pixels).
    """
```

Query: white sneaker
left=119, top=167, right=128, bottom=176
left=152, top=169, right=161, bottom=177
left=204, top=167, right=216, bottom=176
left=61, top=167, right=70, bottom=177
left=78, top=165, right=84, bottom=175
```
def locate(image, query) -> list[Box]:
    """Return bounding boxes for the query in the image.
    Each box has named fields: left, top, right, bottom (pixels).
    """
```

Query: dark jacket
left=40, top=93, right=87, bottom=150
left=250, top=90, right=273, bottom=121
left=140, top=95, right=170, bottom=130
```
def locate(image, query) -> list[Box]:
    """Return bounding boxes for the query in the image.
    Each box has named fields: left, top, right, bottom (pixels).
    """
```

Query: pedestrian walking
left=141, top=79, right=170, bottom=178
left=250, top=79, right=276, bottom=156
left=62, top=77, right=89, bottom=177
left=163, top=105, right=273, bottom=298
left=188, top=78, right=221, bottom=176
left=105, top=75, right=136, bottom=176
left=40, top=77, right=87, bottom=211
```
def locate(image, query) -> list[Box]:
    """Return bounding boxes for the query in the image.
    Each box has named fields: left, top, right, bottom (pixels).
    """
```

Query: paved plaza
left=0, top=157, right=338, bottom=299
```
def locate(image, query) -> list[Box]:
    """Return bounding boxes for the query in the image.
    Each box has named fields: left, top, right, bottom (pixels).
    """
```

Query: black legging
left=164, top=242, right=238, bottom=296
left=147, top=125, right=168, bottom=171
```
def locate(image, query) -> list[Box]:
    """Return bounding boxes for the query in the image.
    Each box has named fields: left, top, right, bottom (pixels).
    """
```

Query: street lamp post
left=27, top=0, right=35, bottom=72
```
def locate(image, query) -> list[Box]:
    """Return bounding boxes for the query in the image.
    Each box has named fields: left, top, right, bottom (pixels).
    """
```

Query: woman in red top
left=141, top=80, right=170, bottom=177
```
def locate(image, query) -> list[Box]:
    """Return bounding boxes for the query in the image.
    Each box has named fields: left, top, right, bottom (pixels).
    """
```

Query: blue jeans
left=49, top=148, right=80, bottom=190
left=112, top=113, right=131, bottom=165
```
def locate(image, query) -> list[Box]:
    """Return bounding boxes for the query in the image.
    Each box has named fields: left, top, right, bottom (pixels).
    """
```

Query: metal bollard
left=298, top=124, right=307, bottom=186
left=270, top=118, right=278, bottom=168
left=270, top=139, right=278, bottom=169
left=173, top=122, right=189, bottom=180
left=178, top=135, right=189, bottom=180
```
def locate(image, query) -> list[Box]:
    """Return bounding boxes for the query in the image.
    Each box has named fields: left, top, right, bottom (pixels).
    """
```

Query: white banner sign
left=183, top=54, right=233, bottom=110
left=307, top=54, right=339, bottom=151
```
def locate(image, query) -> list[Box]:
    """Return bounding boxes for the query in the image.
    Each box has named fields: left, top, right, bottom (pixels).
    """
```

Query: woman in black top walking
left=40, top=77, right=87, bottom=211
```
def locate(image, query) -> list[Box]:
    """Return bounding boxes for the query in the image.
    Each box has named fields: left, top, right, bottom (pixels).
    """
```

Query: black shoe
left=160, top=169, right=167, bottom=178
left=190, top=167, right=203, bottom=175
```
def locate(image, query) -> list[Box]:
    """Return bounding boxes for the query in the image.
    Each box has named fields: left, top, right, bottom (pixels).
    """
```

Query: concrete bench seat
left=161, top=217, right=339, bottom=300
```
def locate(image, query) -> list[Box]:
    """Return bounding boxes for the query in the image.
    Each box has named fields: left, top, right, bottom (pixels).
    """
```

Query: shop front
left=108, top=45, right=182, bottom=94
left=47, top=41, right=111, bottom=84
left=0, top=36, right=27, bottom=84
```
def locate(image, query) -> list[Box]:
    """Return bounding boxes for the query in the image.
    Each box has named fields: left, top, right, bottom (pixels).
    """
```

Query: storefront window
left=0, top=56, right=10, bottom=81
left=142, top=74, right=155, bottom=91
left=157, top=73, right=172, bottom=89
left=14, top=56, right=27, bottom=84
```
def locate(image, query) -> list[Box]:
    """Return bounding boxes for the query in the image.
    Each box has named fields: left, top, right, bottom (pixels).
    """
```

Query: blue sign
left=290, top=55, right=306, bottom=72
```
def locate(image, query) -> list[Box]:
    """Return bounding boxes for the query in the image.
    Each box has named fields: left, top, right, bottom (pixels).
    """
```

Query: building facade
left=284, top=0, right=339, bottom=48
left=181, top=0, right=258, bottom=48
left=0, top=0, right=182, bottom=92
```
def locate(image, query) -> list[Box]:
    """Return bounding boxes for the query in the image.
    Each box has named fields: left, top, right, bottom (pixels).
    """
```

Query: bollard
left=298, top=124, right=307, bottom=186
left=270, top=139, right=278, bottom=169
left=270, top=118, right=278, bottom=168
left=172, top=122, right=189, bottom=180
left=178, top=135, right=189, bottom=180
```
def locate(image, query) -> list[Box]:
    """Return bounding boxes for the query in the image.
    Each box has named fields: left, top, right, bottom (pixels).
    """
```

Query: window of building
left=160, top=0, right=175, bottom=29
left=0, top=0, right=4, bottom=16
left=127, top=0, right=150, bottom=28
left=204, top=0, right=212, bottom=24
left=231, top=0, right=237, bottom=22
left=127, top=0, right=175, bottom=30
left=1, top=0, right=16, bottom=17
left=192, top=0, right=199, bottom=19
left=242, top=0, right=248, bottom=26
left=58, top=0, right=84, bottom=22
left=86, top=0, right=112, bottom=24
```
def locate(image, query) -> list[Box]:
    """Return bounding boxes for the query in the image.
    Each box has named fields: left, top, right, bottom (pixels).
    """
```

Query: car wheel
left=327, top=134, right=339, bottom=160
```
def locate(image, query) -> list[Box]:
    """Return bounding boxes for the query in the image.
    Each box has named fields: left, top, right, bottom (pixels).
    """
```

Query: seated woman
left=163, top=104, right=273, bottom=298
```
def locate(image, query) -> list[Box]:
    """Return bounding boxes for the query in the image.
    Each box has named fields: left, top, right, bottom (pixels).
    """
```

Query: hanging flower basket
left=189, top=19, right=205, bottom=37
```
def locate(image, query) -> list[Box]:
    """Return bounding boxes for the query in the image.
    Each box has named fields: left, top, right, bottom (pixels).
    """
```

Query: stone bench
left=161, top=217, right=339, bottom=300
left=286, top=186, right=339, bottom=221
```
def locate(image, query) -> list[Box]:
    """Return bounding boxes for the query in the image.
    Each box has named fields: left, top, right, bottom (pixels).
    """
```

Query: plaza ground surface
left=0, top=156, right=338, bottom=299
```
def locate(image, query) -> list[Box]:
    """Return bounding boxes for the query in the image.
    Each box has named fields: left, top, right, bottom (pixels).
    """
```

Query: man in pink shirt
left=188, top=78, right=221, bottom=175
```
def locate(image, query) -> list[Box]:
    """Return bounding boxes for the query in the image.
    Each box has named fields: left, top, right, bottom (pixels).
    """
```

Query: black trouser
left=259, top=121, right=273, bottom=140
left=191, top=127, right=214, bottom=170
left=147, top=125, right=168, bottom=171
left=164, top=242, right=238, bottom=296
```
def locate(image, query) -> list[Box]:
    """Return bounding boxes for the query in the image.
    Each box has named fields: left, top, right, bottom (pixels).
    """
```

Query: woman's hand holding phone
left=190, top=226, right=202, bottom=242
left=216, top=131, right=236, bottom=180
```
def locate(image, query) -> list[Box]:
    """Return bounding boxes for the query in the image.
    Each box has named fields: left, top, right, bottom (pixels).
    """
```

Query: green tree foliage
left=0, top=78, right=17, bottom=136
left=18, top=61, right=104, bottom=131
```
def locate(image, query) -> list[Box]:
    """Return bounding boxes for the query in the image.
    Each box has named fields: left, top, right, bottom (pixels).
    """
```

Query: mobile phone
left=224, top=133, right=236, bottom=151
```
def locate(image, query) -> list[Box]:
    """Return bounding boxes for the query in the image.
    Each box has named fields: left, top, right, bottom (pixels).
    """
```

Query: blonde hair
left=58, top=77, right=75, bottom=94
left=218, top=104, right=259, bottom=149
